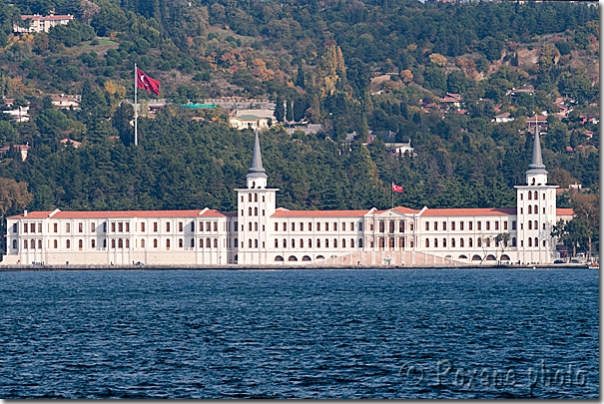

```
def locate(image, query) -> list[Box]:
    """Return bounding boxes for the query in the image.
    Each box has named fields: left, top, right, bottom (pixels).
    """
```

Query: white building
left=14, top=14, right=74, bottom=34
left=1, top=129, right=571, bottom=267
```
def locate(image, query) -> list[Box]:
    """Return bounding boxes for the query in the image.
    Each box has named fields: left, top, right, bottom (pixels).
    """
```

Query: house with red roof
left=2, top=130, right=571, bottom=267
left=14, top=14, right=74, bottom=34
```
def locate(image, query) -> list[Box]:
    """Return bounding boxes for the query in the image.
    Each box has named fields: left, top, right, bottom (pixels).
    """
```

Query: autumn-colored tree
left=0, top=178, right=33, bottom=218
left=400, top=69, right=413, bottom=83
left=80, top=0, right=101, bottom=24
left=429, top=53, right=447, bottom=67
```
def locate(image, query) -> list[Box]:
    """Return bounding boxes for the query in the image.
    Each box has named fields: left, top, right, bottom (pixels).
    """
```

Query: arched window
left=389, top=221, right=395, bottom=233
left=528, top=192, right=532, bottom=200
left=351, top=239, right=355, bottom=248
left=399, top=238, right=404, bottom=248
left=291, top=239, right=295, bottom=248
left=66, top=240, right=71, bottom=249
left=118, top=239, right=123, bottom=248
left=528, top=205, right=532, bottom=214
left=92, top=239, right=96, bottom=248
left=460, top=238, right=464, bottom=248
left=24, top=239, right=28, bottom=249
left=213, top=239, right=218, bottom=248
left=248, top=222, right=252, bottom=231
left=512, top=237, right=516, bottom=247
left=38, top=240, right=42, bottom=249
left=274, top=239, right=279, bottom=248
left=528, top=238, right=533, bottom=247
left=317, top=239, right=321, bottom=248
left=469, top=238, right=473, bottom=248
left=477, top=238, right=482, bottom=247
left=334, top=239, right=338, bottom=248
left=534, top=237, right=538, bottom=247
left=254, top=222, right=258, bottom=231
left=543, top=240, right=546, bottom=247
left=206, top=238, right=211, bottom=248
left=154, top=239, right=158, bottom=248
left=534, top=205, right=538, bottom=215
left=300, top=239, right=304, bottom=248
left=179, top=238, right=183, bottom=248
left=31, top=239, right=35, bottom=249
left=452, top=238, right=456, bottom=248
left=79, top=239, right=83, bottom=250
left=166, top=239, right=170, bottom=249
left=486, top=238, right=490, bottom=247
left=142, top=239, right=146, bottom=248
left=254, top=193, right=258, bottom=202
left=542, top=193, right=545, bottom=200
left=111, top=239, right=116, bottom=248
left=426, top=238, right=430, bottom=248
left=283, top=239, right=286, bottom=248
left=534, top=191, right=538, bottom=199
left=443, top=238, right=447, bottom=248
left=126, top=239, right=130, bottom=248
left=379, top=221, right=385, bottom=233
left=528, top=221, right=532, bottom=230
left=342, top=239, right=346, bottom=248
left=434, top=238, right=438, bottom=248
left=359, top=239, right=363, bottom=248
left=325, top=239, right=329, bottom=248
left=12, top=240, right=17, bottom=249
left=379, top=238, right=384, bottom=249
left=248, top=239, right=252, bottom=248
left=255, top=239, right=258, bottom=248
left=200, top=239, right=204, bottom=248
left=534, top=220, right=538, bottom=229
left=254, top=207, right=258, bottom=216
left=190, top=238, right=194, bottom=247
left=248, top=207, right=252, bottom=216
left=532, top=178, right=535, bottom=185
left=308, top=239, right=312, bottom=248
left=248, top=194, right=252, bottom=202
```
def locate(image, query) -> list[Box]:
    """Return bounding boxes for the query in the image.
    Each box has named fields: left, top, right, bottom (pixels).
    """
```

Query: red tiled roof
left=9, top=209, right=228, bottom=219
left=21, top=15, right=73, bottom=21
left=556, top=208, right=574, bottom=216
left=422, top=208, right=516, bottom=217
left=373, top=206, right=420, bottom=215
left=272, top=208, right=369, bottom=218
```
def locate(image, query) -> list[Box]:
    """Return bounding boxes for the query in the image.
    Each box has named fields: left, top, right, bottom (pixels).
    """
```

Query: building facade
left=14, top=14, right=74, bottom=34
left=1, top=130, right=572, bottom=267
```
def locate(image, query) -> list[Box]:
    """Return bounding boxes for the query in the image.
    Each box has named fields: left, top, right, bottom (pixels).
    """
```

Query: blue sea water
left=0, top=268, right=598, bottom=399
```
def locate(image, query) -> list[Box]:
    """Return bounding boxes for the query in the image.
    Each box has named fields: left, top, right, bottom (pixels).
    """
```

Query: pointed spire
left=526, top=115, right=547, bottom=175
left=247, top=130, right=267, bottom=179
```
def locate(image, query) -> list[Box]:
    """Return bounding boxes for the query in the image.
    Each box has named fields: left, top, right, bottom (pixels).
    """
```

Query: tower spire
left=246, top=130, right=267, bottom=188
left=526, top=116, right=547, bottom=175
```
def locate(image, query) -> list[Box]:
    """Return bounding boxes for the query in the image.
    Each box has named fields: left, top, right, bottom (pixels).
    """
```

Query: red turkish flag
left=392, top=182, right=404, bottom=193
left=136, top=67, right=160, bottom=95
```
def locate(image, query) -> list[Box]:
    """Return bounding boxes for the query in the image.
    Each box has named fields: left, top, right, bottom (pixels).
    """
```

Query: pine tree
left=275, top=96, right=285, bottom=123
left=286, top=99, right=293, bottom=122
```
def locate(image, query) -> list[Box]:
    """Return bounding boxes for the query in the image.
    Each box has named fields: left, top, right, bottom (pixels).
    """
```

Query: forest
left=0, top=0, right=599, bottom=255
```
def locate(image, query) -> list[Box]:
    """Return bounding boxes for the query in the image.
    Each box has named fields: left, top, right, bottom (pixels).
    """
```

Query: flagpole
left=391, top=182, right=394, bottom=209
left=134, top=63, right=138, bottom=146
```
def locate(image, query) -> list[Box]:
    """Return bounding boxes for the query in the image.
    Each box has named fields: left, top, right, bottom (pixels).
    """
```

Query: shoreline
left=0, top=263, right=593, bottom=272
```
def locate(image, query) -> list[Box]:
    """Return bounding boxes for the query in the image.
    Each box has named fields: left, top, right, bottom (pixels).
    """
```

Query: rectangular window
left=125, top=223, right=130, bottom=232
left=486, top=221, right=490, bottom=231
left=359, top=223, right=363, bottom=231
left=504, top=221, right=508, bottom=230
left=342, top=223, right=346, bottom=231
left=300, top=222, right=304, bottom=231
left=111, top=222, right=116, bottom=232
left=179, top=222, right=183, bottom=232
left=24, top=223, right=28, bottom=233
left=30, top=223, right=35, bottom=233
left=351, top=222, right=355, bottom=231
left=153, top=222, right=158, bottom=232
left=120, top=222, right=125, bottom=232
left=460, top=221, right=464, bottom=231
left=275, top=223, right=278, bottom=231
left=512, top=221, right=517, bottom=230
left=166, top=222, right=170, bottom=232
left=206, top=222, right=211, bottom=232
left=325, top=223, right=329, bottom=231
left=495, top=221, right=499, bottom=231
left=12, top=223, right=17, bottom=233
left=283, top=223, right=287, bottom=231
left=477, top=221, right=482, bottom=231
left=425, top=222, right=429, bottom=231
left=309, top=222, right=312, bottom=231
left=451, top=222, right=455, bottom=231
left=334, top=223, right=338, bottom=231
left=317, top=223, right=321, bottom=231
left=38, top=223, right=42, bottom=233
left=434, top=222, right=438, bottom=231
left=91, top=223, right=96, bottom=232
left=292, top=223, right=295, bottom=232
left=213, top=222, right=217, bottom=232
left=443, top=222, right=447, bottom=231
left=79, top=222, right=83, bottom=233
left=66, top=223, right=71, bottom=233
left=141, top=222, right=146, bottom=232
left=469, top=222, right=473, bottom=231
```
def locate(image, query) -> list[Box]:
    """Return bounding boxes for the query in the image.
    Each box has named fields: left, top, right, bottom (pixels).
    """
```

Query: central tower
left=514, top=120, right=557, bottom=264
left=236, top=131, right=278, bottom=265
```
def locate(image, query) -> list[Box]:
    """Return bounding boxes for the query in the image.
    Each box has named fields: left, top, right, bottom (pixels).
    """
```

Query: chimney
left=24, top=210, right=27, bottom=217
